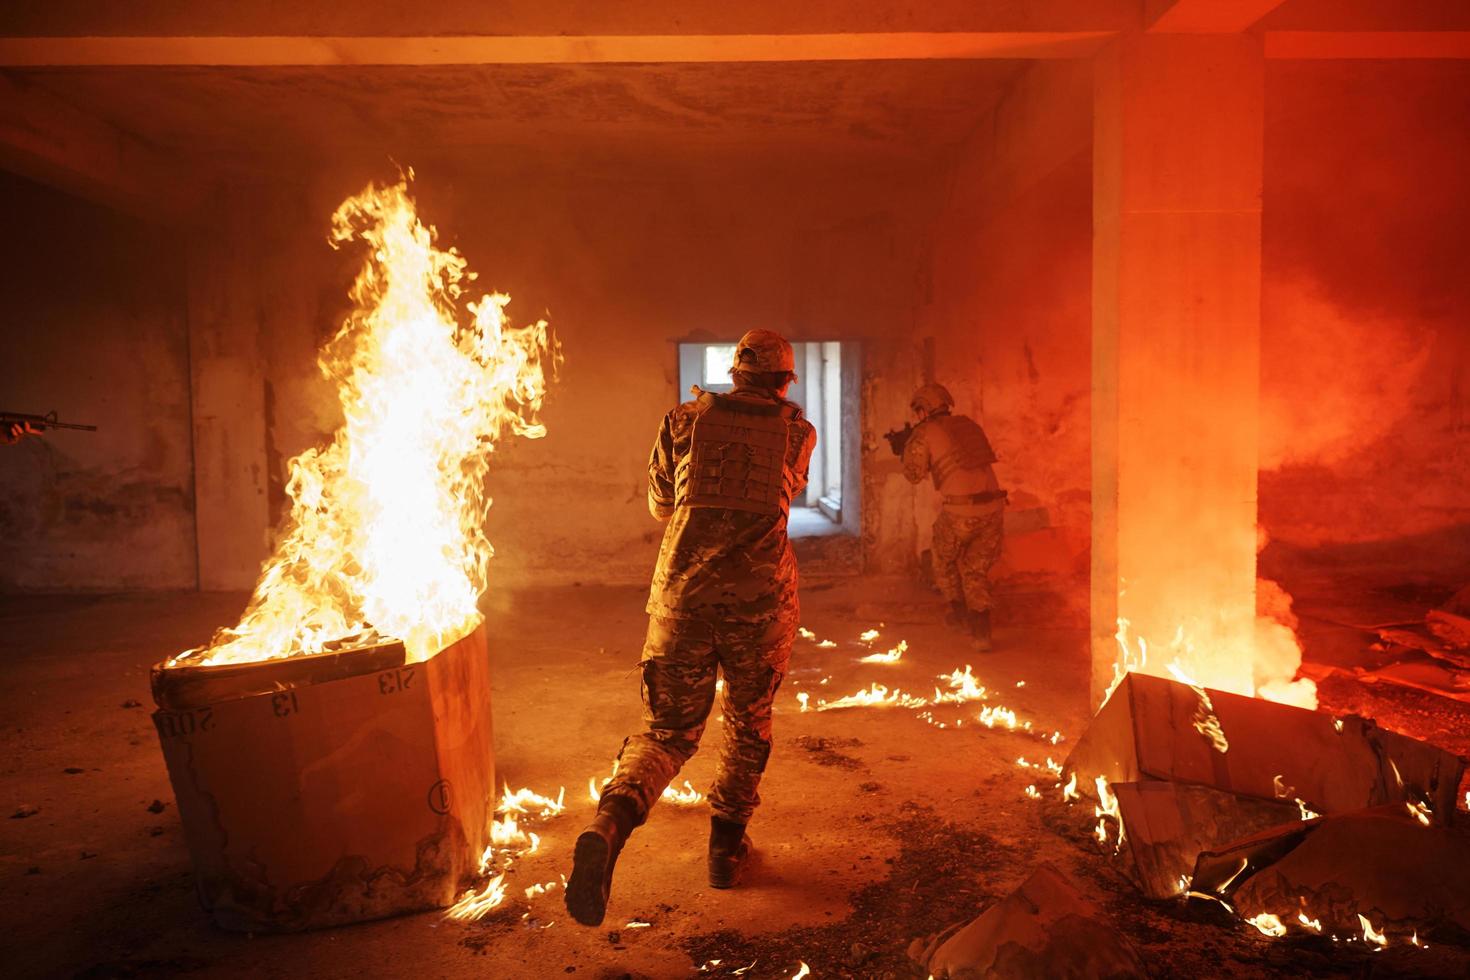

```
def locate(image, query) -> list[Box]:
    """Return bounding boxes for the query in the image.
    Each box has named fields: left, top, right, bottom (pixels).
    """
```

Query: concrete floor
left=2, top=579, right=1466, bottom=979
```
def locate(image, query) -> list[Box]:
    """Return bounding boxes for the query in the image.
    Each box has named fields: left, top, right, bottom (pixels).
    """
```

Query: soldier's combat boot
left=708, top=816, right=753, bottom=889
left=566, top=795, right=638, bottom=926
left=968, top=608, right=993, bottom=653
left=943, top=600, right=968, bottom=628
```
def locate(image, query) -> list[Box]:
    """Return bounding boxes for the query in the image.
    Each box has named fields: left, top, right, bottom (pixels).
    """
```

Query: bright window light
left=703, top=345, right=736, bottom=385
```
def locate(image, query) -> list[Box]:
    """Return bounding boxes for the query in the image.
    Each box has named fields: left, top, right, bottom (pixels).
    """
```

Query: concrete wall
left=0, top=172, right=195, bottom=590
left=1258, top=60, right=1470, bottom=566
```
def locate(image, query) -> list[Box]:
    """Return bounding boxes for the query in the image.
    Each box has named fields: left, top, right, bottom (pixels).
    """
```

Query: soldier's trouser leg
left=709, top=616, right=794, bottom=825
left=957, top=510, right=1004, bottom=612
left=602, top=616, right=719, bottom=822
left=930, top=510, right=968, bottom=606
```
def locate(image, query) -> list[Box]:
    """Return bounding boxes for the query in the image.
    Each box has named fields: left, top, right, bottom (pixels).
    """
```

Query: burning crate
left=1064, top=672, right=1464, bottom=902
left=1067, top=672, right=1463, bottom=818
left=151, top=625, right=493, bottom=932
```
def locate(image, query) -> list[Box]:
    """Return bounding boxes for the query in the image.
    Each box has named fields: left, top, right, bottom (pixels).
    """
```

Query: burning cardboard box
left=148, top=179, right=556, bottom=931
left=1067, top=673, right=1462, bottom=819
left=152, top=626, right=493, bottom=931
left=1193, top=806, right=1470, bottom=942
left=1064, top=673, right=1463, bottom=900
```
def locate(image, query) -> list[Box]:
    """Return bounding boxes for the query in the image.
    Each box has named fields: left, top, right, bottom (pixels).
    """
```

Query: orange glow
left=1106, top=612, right=1315, bottom=713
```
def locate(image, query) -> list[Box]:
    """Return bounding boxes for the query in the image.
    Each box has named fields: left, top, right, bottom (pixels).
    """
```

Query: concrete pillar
left=186, top=192, right=271, bottom=591
left=1090, top=34, right=1265, bottom=706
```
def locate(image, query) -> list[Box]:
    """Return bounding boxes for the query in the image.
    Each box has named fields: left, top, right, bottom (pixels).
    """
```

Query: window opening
left=702, top=345, right=737, bottom=387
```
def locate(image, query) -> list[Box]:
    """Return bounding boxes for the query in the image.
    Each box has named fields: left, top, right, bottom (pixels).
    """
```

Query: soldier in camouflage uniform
left=567, top=330, right=816, bottom=927
left=900, top=383, right=1005, bottom=651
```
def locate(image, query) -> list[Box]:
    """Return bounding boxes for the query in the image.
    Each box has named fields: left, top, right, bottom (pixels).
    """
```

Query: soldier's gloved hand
left=882, top=423, right=914, bottom=457
left=3, top=421, right=41, bottom=445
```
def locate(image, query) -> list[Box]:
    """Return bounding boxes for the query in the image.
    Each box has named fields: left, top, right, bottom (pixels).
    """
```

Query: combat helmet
left=732, top=329, right=796, bottom=376
left=910, top=382, right=954, bottom=418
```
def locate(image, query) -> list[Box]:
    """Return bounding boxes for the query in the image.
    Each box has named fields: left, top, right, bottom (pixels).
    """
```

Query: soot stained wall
left=1259, top=60, right=1470, bottom=569
left=0, top=172, right=195, bottom=590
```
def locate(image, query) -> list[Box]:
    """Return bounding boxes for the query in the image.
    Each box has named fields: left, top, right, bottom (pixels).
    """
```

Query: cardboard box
left=1199, top=806, right=1470, bottom=934
left=1111, top=780, right=1299, bottom=899
left=1065, top=673, right=1463, bottom=822
left=151, top=625, right=493, bottom=932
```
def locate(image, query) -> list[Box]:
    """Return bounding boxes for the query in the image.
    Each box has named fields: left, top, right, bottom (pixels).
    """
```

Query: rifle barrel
left=1, top=411, right=98, bottom=432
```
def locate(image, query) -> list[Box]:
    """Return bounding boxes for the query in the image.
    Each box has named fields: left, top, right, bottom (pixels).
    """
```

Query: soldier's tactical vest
left=677, top=392, right=801, bottom=516
left=924, top=413, right=997, bottom=486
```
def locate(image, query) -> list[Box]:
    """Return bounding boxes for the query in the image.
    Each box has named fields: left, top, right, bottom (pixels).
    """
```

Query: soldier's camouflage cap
left=732, top=329, right=796, bottom=375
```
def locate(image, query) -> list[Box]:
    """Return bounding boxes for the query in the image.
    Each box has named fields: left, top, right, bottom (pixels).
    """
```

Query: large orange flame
left=173, top=178, right=556, bottom=667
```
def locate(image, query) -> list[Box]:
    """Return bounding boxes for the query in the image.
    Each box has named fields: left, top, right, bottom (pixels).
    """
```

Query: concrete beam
left=0, top=32, right=1118, bottom=66
left=0, top=71, right=204, bottom=222
left=1146, top=1, right=1287, bottom=34
left=7, top=30, right=1467, bottom=69
left=0, top=2, right=1140, bottom=38
left=1266, top=31, right=1470, bottom=58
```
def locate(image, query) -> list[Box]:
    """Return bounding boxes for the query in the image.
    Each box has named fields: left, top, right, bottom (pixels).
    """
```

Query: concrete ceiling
left=12, top=60, right=1033, bottom=179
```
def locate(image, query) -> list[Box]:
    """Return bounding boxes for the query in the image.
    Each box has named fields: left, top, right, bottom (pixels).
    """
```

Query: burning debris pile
left=149, top=177, right=557, bottom=931
left=1056, top=672, right=1468, bottom=950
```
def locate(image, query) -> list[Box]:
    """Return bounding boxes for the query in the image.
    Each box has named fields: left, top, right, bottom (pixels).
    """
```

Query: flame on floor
left=813, top=683, right=928, bottom=711
left=662, top=780, right=706, bottom=806
left=1246, top=913, right=1287, bottom=937
left=1359, top=914, right=1389, bottom=949
left=933, top=665, right=988, bottom=704
left=444, top=873, right=507, bottom=921
left=858, top=640, right=907, bottom=665
left=447, top=783, right=568, bottom=920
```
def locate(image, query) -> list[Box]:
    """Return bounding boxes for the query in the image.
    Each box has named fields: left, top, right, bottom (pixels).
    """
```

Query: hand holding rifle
left=883, top=420, right=915, bottom=457
left=2, top=410, right=98, bottom=445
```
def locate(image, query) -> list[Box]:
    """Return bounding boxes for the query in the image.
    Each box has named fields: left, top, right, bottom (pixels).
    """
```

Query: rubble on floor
left=1301, top=586, right=1470, bottom=702
left=908, top=864, right=1145, bottom=980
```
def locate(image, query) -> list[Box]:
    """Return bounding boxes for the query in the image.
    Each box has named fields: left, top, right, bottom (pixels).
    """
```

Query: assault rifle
left=2, top=410, right=98, bottom=433
left=882, top=421, right=914, bottom=457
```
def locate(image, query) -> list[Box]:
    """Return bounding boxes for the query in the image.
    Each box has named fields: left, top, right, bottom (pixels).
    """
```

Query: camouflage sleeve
left=789, top=419, right=817, bottom=499
left=901, top=424, right=930, bottom=485
left=647, top=412, right=676, bottom=521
